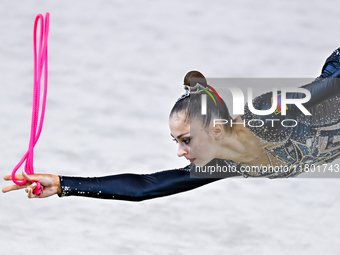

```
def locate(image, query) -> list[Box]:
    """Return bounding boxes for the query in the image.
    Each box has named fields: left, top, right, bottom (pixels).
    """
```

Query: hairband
left=176, top=85, right=191, bottom=102
left=176, top=83, right=208, bottom=102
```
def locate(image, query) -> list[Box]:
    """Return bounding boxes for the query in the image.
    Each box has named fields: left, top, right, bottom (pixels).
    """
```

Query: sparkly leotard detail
left=226, top=49, right=340, bottom=178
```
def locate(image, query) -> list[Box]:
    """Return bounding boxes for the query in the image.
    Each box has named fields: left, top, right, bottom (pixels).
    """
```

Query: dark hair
left=170, top=71, right=232, bottom=132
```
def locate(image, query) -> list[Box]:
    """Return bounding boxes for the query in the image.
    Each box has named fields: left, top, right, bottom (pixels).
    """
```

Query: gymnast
left=3, top=48, right=340, bottom=201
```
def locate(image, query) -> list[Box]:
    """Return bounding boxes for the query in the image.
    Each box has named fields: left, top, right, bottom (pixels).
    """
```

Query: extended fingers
left=2, top=173, right=45, bottom=198
left=3, top=174, right=24, bottom=181
left=2, top=183, right=27, bottom=193
left=4, top=173, right=42, bottom=182
left=2, top=173, right=31, bottom=193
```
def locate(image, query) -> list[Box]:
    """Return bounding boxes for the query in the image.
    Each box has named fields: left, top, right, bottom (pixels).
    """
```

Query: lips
left=188, top=158, right=196, bottom=163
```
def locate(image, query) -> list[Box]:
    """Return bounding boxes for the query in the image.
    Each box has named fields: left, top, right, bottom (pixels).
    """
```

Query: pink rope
left=11, top=13, right=50, bottom=195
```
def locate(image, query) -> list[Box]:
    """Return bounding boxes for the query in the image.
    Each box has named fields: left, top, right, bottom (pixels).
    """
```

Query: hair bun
left=184, top=70, right=207, bottom=87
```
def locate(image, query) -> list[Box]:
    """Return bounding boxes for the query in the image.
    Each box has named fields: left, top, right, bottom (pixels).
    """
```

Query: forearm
left=58, top=167, right=226, bottom=202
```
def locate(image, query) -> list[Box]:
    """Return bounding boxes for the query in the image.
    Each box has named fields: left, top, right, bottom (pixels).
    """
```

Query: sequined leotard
left=59, top=48, right=340, bottom=201
left=230, top=54, right=340, bottom=178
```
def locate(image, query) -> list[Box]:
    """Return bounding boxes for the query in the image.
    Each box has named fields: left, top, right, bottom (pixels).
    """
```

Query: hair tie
left=176, top=85, right=191, bottom=102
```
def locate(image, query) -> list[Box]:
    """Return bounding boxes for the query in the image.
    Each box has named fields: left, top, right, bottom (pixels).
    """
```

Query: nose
left=177, top=143, right=189, bottom=158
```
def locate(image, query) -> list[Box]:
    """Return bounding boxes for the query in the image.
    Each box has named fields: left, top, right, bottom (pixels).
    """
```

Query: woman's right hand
left=2, top=171, right=61, bottom=198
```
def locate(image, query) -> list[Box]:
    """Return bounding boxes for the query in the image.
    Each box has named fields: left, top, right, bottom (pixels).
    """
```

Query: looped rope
left=11, top=13, right=50, bottom=195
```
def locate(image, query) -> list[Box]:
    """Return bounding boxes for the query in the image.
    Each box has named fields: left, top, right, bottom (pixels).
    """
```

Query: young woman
left=3, top=48, right=340, bottom=201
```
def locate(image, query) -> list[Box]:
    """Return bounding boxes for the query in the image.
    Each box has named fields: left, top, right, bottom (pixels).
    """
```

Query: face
left=169, top=111, right=218, bottom=167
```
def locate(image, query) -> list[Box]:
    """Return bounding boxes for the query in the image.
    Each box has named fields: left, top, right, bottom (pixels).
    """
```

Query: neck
left=216, top=116, right=261, bottom=163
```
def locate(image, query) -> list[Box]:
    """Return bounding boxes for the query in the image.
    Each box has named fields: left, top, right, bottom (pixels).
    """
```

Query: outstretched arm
left=58, top=167, right=225, bottom=201
left=3, top=165, right=239, bottom=201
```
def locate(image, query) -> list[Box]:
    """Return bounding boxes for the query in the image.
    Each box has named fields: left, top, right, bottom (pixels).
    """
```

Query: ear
left=212, top=124, right=224, bottom=140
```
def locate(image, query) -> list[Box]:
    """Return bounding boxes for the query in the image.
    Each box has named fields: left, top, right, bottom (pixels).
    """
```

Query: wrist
left=56, top=175, right=61, bottom=194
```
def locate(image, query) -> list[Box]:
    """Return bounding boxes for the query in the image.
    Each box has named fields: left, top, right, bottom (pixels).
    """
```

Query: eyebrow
left=170, top=132, right=190, bottom=140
